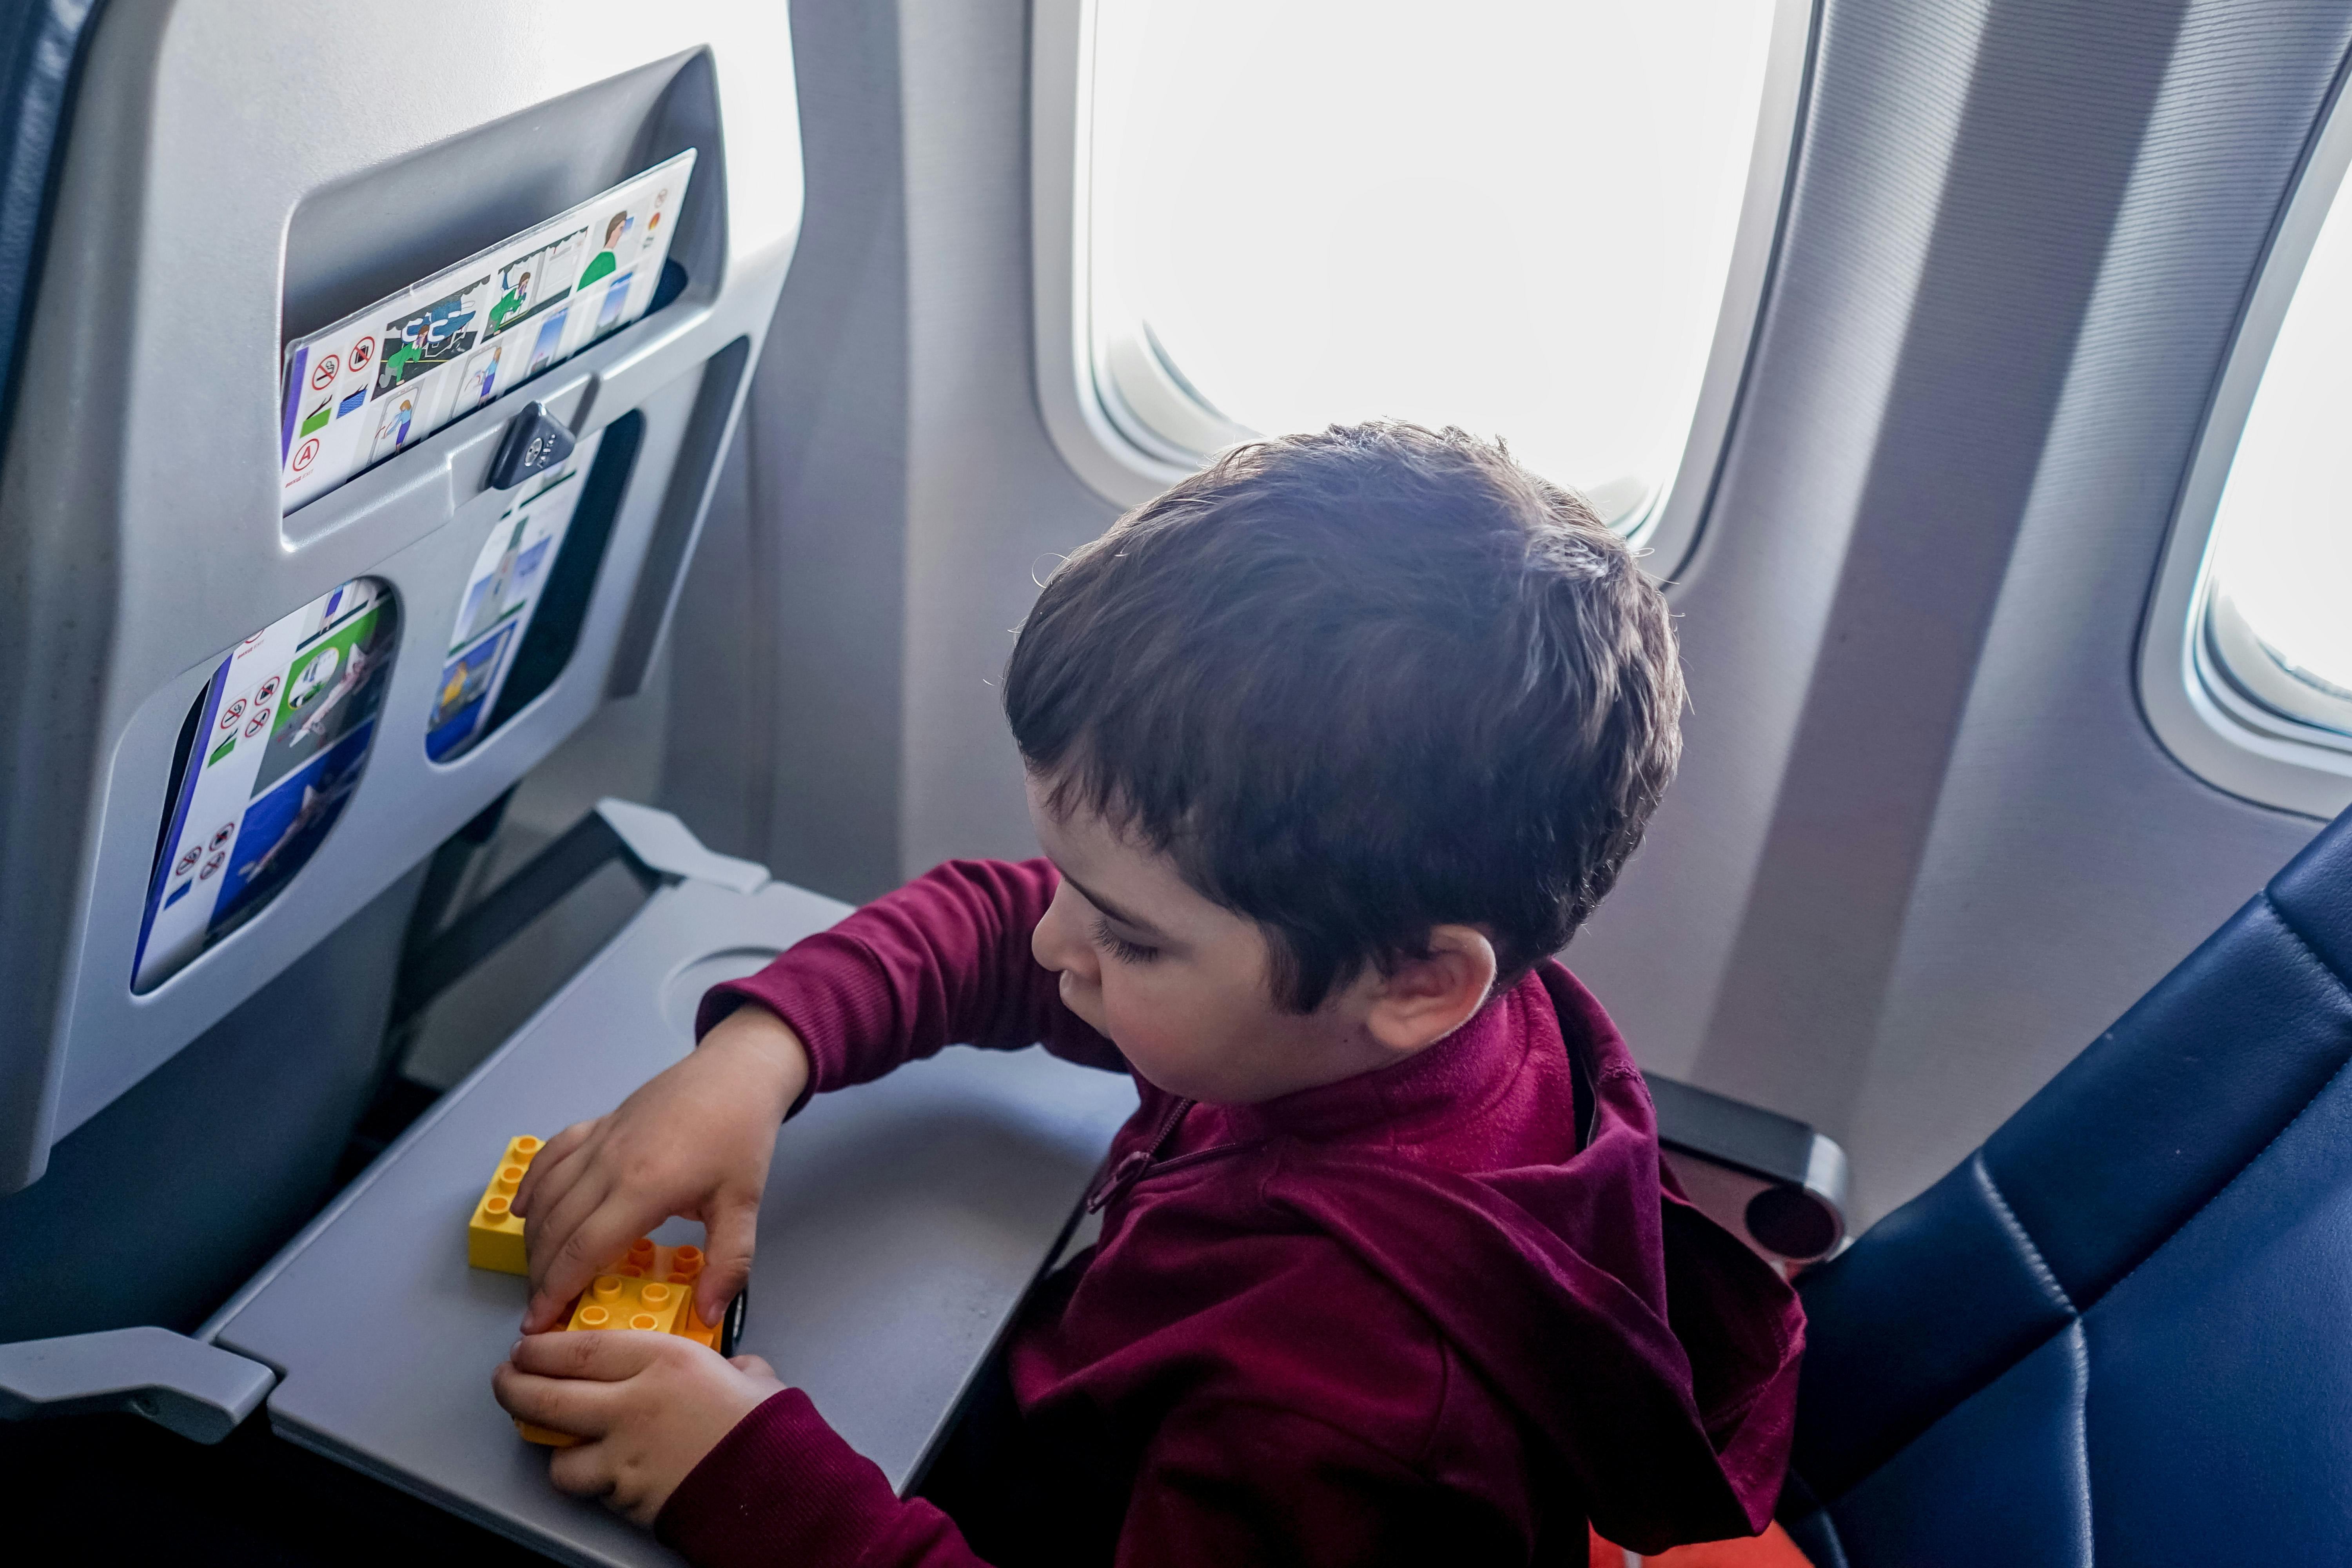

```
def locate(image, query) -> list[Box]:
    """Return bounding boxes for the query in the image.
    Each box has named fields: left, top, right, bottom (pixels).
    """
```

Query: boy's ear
left=1363, top=926, right=1498, bottom=1056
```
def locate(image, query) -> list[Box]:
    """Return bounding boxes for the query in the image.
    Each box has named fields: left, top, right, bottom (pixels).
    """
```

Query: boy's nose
left=1032, top=885, right=1098, bottom=982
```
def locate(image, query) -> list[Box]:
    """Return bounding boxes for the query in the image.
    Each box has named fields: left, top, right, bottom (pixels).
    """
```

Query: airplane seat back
left=0, top=4, right=801, bottom=1341
left=1784, top=803, right=2352, bottom=1565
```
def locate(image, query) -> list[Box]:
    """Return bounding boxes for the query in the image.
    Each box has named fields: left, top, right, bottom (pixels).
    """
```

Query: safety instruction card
left=278, top=151, right=694, bottom=512
left=134, top=579, right=399, bottom=990
left=425, top=430, right=604, bottom=762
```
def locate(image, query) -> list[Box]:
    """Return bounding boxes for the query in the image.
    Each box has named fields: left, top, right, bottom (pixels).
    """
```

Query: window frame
left=2140, top=72, right=2352, bottom=822
left=1029, top=0, right=1820, bottom=576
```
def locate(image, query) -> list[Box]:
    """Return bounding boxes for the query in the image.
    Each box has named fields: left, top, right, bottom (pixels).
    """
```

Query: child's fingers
left=523, top=1174, right=648, bottom=1331
left=695, top=1191, right=762, bottom=1326
left=529, top=1197, right=668, bottom=1330
left=728, top=1353, right=777, bottom=1379
left=521, top=1175, right=611, bottom=1333
left=510, top=1327, right=673, bottom=1382
left=492, top=1361, right=621, bottom=1439
left=511, top=1120, right=595, bottom=1220
left=545, top=1436, right=619, bottom=1501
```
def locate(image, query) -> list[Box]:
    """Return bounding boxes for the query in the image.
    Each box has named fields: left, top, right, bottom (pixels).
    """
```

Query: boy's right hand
left=512, top=1004, right=812, bottom=1332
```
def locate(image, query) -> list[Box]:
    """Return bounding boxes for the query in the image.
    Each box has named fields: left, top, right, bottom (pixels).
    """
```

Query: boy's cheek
left=1099, top=1009, right=1191, bottom=1094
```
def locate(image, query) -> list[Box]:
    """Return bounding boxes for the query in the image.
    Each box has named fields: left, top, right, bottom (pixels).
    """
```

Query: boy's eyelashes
left=1091, top=914, right=1161, bottom=965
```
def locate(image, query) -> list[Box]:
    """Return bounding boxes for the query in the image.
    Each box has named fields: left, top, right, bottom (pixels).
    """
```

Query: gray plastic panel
left=0, top=3, right=807, bottom=1189
left=208, top=875, right=1138, bottom=1568
left=0, top=1326, right=274, bottom=1445
left=58, top=365, right=704, bottom=1136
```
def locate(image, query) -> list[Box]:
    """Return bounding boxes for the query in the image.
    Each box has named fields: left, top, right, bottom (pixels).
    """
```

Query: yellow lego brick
left=518, top=1237, right=722, bottom=1446
left=467, top=1135, right=543, bottom=1275
left=617, top=1236, right=723, bottom=1347
left=568, top=1271, right=688, bottom=1335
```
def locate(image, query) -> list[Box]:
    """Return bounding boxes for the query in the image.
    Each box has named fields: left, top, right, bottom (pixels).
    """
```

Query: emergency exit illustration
left=134, top=579, right=399, bottom=991
left=278, top=152, right=693, bottom=513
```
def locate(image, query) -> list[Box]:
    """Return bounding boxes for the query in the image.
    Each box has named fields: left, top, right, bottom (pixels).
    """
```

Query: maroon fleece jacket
left=663, top=859, right=1802, bottom=1565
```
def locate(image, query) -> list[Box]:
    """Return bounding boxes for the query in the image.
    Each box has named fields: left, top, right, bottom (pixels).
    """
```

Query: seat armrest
left=0, top=1327, right=274, bottom=1443
left=1643, top=1072, right=1849, bottom=1261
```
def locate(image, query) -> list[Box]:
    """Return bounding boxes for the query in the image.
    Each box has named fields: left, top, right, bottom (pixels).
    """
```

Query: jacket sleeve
left=654, top=1389, right=1495, bottom=1568
left=694, top=858, right=1127, bottom=1104
left=655, top=1390, right=990, bottom=1568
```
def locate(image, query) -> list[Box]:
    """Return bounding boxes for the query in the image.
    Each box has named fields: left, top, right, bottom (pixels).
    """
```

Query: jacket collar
left=1216, top=973, right=1553, bottom=1146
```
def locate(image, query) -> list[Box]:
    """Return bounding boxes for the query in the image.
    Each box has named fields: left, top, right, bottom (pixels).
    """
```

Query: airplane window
left=1080, top=0, right=1781, bottom=531
left=2203, top=179, right=2352, bottom=739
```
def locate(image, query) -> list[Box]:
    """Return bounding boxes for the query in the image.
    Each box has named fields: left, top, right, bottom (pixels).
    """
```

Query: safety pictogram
left=201, top=851, right=225, bottom=880
left=256, top=675, right=282, bottom=704
left=245, top=707, right=273, bottom=740
left=291, top=437, right=320, bottom=474
left=310, top=354, right=339, bottom=390
left=211, top=822, right=235, bottom=851
left=348, top=336, right=375, bottom=373
left=176, top=845, right=201, bottom=876
left=219, top=696, right=248, bottom=731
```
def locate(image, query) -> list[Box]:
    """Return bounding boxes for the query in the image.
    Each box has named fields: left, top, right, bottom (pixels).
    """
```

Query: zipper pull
left=1083, top=1097, right=1194, bottom=1214
left=1086, top=1150, right=1151, bottom=1213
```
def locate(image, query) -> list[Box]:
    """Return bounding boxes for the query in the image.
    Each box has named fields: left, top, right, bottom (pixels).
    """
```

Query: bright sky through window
left=2210, top=180, right=2352, bottom=701
left=1089, top=0, right=1779, bottom=523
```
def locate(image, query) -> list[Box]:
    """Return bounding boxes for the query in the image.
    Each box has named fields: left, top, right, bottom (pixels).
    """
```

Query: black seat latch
left=486, top=400, right=577, bottom=490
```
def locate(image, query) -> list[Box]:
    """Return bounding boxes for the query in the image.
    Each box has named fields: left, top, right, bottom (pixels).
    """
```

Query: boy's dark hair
left=1005, top=421, right=1683, bottom=1011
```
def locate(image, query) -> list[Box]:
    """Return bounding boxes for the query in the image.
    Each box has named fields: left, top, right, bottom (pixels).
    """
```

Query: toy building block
left=519, top=1238, right=740, bottom=1446
left=568, top=1272, right=689, bottom=1332
left=615, top=1238, right=725, bottom=1350
left=463, top=1140, right=744, bottom=1443
left=467, top=1135, right=543, bottom=1275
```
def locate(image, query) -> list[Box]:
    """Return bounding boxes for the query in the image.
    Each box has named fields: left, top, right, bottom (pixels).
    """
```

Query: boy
left=492, top=423, right=1803, bottom=1564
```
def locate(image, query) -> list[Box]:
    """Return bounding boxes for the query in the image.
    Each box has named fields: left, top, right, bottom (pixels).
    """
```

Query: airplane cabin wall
left=666, top=0, right=1109, bottom=903
left=897, top=0, right=1122, bottom=876
left=1566, top=0, right=2342, bottom=1226
left=664, top=0, right=2342, bottom=1229
left=666, top=0, right=920, bottom=899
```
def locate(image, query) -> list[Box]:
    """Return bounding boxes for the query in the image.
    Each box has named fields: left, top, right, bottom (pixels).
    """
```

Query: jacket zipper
left=1085, top=1095, right=1196, bottom=1213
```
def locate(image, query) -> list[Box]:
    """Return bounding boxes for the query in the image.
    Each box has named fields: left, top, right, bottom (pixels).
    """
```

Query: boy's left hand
left=492, top=1331, right=786, bottom=1526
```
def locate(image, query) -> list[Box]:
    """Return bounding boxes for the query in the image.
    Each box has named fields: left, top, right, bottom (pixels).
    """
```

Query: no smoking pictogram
left=175, top=845, right=201, bottom=875
left=310, top=354, right=339, bottom=390
left=219, top=696, right=247, bottom=731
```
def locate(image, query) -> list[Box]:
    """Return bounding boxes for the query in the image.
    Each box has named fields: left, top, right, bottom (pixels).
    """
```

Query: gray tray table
left=207, top=873, right=1138, bottom=1567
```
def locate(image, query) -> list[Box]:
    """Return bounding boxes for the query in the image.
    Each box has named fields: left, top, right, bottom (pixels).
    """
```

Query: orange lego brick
left=568, top=1270, right=690, bottom=1335
left=642, top=1241, right=726, bottom=1349
left=466, top=1135, right=543, bottom=1275
left=675, top=1307, right=723, bottom=1352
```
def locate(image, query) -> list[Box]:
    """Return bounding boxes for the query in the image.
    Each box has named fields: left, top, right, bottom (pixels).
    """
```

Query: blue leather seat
left=1783, top=804, right=2352, bottom=1567
left=0, top=3, right=102, bottom=438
